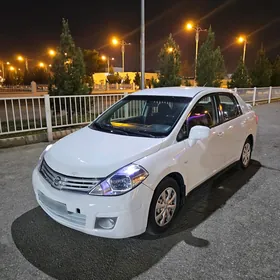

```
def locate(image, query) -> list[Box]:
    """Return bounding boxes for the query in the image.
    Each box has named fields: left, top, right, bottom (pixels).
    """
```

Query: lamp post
left=112, top=37, right=131, bottom=72
left=140, top=0, right=145, bottom=89
left=186, top=22, right=207, bottom=84
left=17, top=55, right=29, bottom=71
left=101, top=55, right=115, bottom=73
left=0, top=61, right=5, bottom=78
left=237, top=36, right=247, bottom=63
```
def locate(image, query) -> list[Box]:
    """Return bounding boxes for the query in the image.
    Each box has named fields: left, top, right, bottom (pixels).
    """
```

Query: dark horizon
left=0, top=0, right=279, bottom=73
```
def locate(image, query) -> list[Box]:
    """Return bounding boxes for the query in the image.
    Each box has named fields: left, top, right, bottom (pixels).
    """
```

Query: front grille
left=40, top=159, right=101, bottom=192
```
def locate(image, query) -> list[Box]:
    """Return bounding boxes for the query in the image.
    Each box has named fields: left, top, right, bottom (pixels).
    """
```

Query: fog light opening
left=95, top=217, right=117, bottom=230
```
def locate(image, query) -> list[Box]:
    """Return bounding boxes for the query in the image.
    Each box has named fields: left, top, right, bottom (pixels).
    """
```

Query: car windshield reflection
left=90, top=95, right=192, bottom=138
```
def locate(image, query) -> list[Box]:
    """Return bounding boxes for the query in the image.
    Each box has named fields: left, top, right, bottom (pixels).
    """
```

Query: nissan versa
left=32, top=87, right=258, bottom=238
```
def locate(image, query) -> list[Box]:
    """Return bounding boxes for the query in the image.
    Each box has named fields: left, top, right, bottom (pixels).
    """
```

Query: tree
left=32, top=67, right=50, bottom=84
left=179, top=59, right=192, bottom=78
left=271, top=55, right=280, bottom=86
left=196, top=26, right=226, bottom=87
left=133, top=72, right=140, bottom=87
left=83, top=49, right=106, bottom=77
left=123, top=74, right=131, bottom=84
left=23, top=70, right=33, bottom=85
left=179, top=59, right=192, bottom=86
left=107, top=67, right=122, bottom=84
left=49, top=18, right=88, bottom=96
left=153, top=34, right=182, bottom=87
left=3, top=70, right=23, bottom=85
left=228, top=57, right=251, bottom=88
left=251, top=46, right=272, bottom=87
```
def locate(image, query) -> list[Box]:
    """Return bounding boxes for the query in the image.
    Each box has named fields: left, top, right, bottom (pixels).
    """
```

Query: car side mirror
left=188, top=125, right=210, bottom=146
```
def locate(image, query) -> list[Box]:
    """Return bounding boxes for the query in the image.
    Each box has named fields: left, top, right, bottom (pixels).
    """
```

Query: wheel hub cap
left=155, top=187, right=177, bottom=227
left=242, top=143, right=251, bottom=166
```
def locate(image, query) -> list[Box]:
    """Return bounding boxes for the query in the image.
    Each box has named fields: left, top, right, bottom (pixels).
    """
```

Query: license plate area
left=38, top=191, right=67, bottom=215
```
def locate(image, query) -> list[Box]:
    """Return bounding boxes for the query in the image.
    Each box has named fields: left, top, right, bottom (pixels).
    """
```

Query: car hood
left=44, top=126, right=164, bottom=178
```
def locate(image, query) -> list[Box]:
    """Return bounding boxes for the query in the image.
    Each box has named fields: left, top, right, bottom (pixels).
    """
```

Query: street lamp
left=48, top=49, right=56, bottom=57
left=237, top=36, right=247, bottom=63
left=9, top=66, right=15, bottom=71
left=0, top=61, right=6, bottom=78
left=38, top=62, right=45, bottom=68
left=185, top=22, right=207, bottom=84
left=111, top=37, right=131, bottom=72
left=167, top=47, right=174, bottom=53
left=101, top=55, right=115, bottom=73
left=17, top=55, right=29, bottom=71
left=140, top=0, right=145, bottom=90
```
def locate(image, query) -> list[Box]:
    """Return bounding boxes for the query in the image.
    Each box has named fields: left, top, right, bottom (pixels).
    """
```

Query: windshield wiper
left=92, top=123, right=129, bottom=135
left=113, top=127, right=157, bottom=138
left=92, top=123, right=158, bottom=138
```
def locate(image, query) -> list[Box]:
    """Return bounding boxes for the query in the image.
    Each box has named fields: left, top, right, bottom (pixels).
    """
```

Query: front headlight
left=37, top=144, right=53, bottom=166
left=89, top=164, right=149, bottom=196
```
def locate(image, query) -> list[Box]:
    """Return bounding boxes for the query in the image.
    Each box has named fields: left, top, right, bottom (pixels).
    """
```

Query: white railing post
left=44, top=94, right=53, bottom=141
left=234, top=87, right=237, bottom=93
left=253, top=87, right=256, bottom=106
left=124, top=92, right=129, bottom=118
left=268, top=86, right=272, bottom=103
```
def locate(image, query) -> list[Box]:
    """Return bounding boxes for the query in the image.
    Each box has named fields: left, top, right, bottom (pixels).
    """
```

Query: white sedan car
left=32, top=87, right=258, bottom=238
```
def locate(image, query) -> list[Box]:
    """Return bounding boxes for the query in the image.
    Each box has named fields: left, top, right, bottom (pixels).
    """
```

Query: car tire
left=146, top=177, right=180, bottom=235
left=239, top=138, right=252, bottom=169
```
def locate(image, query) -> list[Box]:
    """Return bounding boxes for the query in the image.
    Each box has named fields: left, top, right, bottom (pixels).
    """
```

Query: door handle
left=217, top=132, right=224, bottom=137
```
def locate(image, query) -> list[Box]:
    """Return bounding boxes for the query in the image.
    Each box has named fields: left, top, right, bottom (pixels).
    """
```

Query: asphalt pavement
left=1, top=102, right=280, bottom=280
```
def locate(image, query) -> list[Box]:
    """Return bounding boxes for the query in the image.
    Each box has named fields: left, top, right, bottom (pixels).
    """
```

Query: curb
left=0, top=128, right=80, bottom=149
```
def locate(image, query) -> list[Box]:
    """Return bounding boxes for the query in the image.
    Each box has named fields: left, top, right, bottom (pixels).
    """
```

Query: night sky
left=0, top=0, right=279, bottom=73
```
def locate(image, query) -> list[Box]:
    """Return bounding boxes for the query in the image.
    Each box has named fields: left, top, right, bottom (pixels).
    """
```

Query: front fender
left=135, top=141, right=188, bottom=193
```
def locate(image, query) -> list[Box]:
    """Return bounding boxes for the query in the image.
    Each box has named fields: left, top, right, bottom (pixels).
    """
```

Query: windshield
left=90, top=95, right=191, bottom=138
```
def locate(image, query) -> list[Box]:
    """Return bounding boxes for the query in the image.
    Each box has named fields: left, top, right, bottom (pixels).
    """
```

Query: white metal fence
left=0, top=86, right=280, bottom=141
left=0, top=84, right=48, bottom=92
left=235, top=86, right=280, bottom=105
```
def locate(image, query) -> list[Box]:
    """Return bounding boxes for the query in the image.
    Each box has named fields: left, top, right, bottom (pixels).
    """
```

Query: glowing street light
left=111, top=36, right=131, bottom=72
left=17, top=55, right=29, bottom=70
left=9, top=66, right=15, bottom=71
left=101, top=55, right=115, bottom=73
left=167, top=47, right=174, bottom=53
left=185, top=21, right=207, bottom=84
left=112, top=37, right=119, bottom=45
left=186, top=23, right=193, bottom=30
left=48, top=49, right=56, bottom=57
left=237, top=35, right=247, bottom=63
left=6, top=62, right=10, bottom=65
left=38, top=62, right=45, bottom=68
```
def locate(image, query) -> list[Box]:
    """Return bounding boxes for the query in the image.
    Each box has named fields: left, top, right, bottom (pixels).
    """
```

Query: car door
left=177, top=94, right=226, bottom=191
left=216, top=93, right=244, bottom=165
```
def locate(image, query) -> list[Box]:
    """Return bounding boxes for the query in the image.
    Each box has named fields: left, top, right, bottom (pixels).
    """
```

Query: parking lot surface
left=1, top=102, right=280, bottom=280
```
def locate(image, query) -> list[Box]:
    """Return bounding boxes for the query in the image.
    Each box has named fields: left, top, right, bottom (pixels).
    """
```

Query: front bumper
left=32, top=167, right=153, bottom=239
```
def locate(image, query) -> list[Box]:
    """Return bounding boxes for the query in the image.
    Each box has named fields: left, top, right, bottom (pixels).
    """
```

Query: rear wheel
left=239, top=138, right=252, bottom=169
left=146, top=177, right=180, bottom=235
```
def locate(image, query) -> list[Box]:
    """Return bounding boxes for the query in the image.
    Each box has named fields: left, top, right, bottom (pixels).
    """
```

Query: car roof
left=131, top=86, right=233, bottom=98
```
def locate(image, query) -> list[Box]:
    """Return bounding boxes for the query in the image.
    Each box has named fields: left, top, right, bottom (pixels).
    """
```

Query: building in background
left=93, top=72, right=158, bottom=87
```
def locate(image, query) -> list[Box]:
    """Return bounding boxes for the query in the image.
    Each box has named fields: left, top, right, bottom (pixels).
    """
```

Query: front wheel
left=146, top=177, right=180, bottom=235
left=239, top=138, right=252, bottom=169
